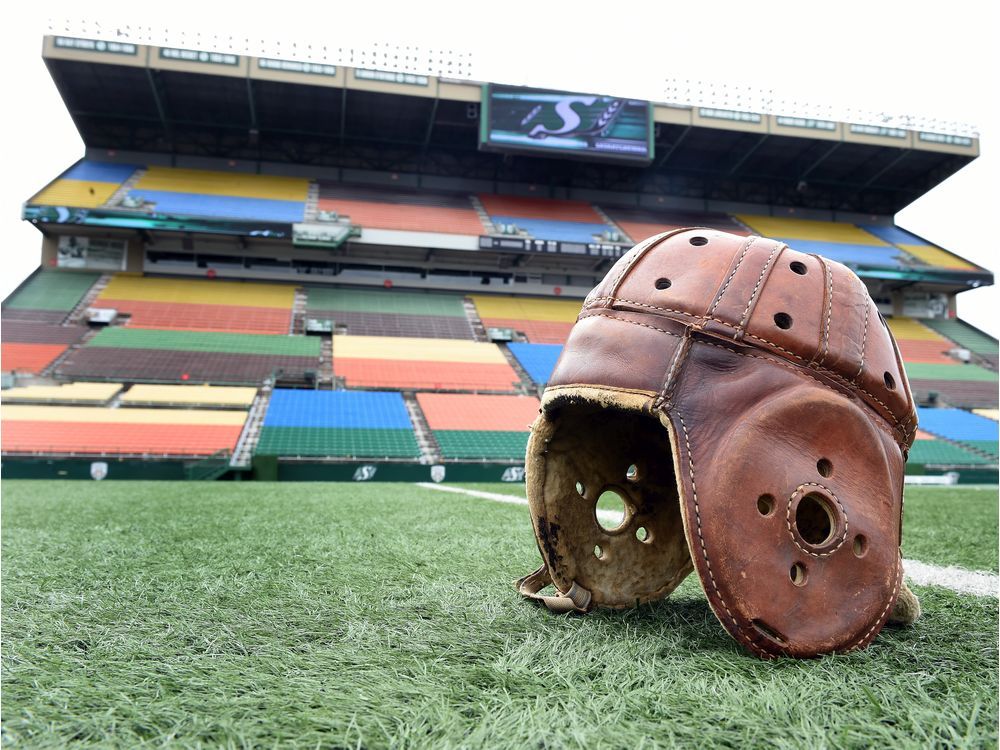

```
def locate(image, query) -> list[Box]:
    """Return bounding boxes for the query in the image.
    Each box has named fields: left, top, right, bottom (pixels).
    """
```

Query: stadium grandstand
left=1, top=34, right=996, bottom=482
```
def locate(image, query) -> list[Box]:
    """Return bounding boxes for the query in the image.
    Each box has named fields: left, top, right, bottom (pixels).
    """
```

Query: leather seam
left=818, top=260, right=834, bottom=365
left=740, top=333, right=904, bottom=427
left=675, top=409, right=769, bottom=658
left=785, top=482, right=849, bottom=558
left=607, top=230, right=681, bottom=295
left=589, top=296, right=700, bottom=319
left=698, top=340, right=904, bottom=446
left=576, top=310, right=683, bottom=339
left=708, top=235, right=758, bottom=316
left=737, top=241, right=784, bottom=333
left=846, top=553, right=902, bottom=652
left=854, top=297, right=872, bottom=380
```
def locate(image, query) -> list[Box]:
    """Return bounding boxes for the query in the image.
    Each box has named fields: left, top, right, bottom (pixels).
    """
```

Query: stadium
left=2, top=21, right=998, bottom=748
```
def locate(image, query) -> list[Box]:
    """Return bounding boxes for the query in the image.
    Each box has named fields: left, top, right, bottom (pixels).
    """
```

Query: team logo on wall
left=501, top=466, right=525, bottom=482
left=430, top=465, right=446, bottom=483
left=90, top=462, right=109, bottom=480
left=352, top=465, right=377, bottom=482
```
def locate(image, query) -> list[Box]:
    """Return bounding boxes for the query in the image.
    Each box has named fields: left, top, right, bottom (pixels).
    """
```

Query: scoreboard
left=480, top=85, right=654, bottom=165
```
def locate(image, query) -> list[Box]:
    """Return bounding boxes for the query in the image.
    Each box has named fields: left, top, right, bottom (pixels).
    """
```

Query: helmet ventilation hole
left=635, top=526, right=649, bottom=542
left=575, top=481, right=586, bottom=497
left=816, top=458, right=833, bottom=478
left=789, top=261, right=807, bottom=275
left=594, top=545, right=604, bottom=559
left=853, top=534, right=868, bottom=558
left=774, top=312, right=793, bottom=329
left=795, top=493, right=835, bottom=546
left=626, top=463, right=639, bottom=481
left=757, top=494, right=775, bottom=516
left=689, top=235, right=708, bottom=246
left=790, top=562, right=808, bottom=586
left=884, top=372, right=896, bottom=390
left=596, top=490, right=627, bottom=531
left=655, top=278, right=671, bottom=290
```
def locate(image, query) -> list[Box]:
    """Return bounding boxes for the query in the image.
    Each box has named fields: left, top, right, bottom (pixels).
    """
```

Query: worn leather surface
left=521, top=228, right=918, bottom=658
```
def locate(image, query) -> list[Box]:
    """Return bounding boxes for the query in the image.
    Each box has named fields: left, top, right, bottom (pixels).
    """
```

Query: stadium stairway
left=105, top=167, right=147, bottom=208
left=469, top=195, right=498, bottom=234
left=402, top=392, right=442, bottom=464
left=230, top=384, right=272, bottom=469
left=66, top=273, right=113, bottom=324
left=461, top=298, right=490, bottom=342
left=291, top=288, right=308, bottom=334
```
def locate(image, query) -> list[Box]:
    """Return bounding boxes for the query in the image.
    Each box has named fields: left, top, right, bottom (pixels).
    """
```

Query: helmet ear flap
left=523, top=390, right=692, bottom=610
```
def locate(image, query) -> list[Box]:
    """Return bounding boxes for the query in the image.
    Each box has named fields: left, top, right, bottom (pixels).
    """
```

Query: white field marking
left=415, top=483, right=1000, bottom=598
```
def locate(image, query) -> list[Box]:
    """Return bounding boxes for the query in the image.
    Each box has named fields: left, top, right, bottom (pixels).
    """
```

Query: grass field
left=2, top=481, right=997, bottom=748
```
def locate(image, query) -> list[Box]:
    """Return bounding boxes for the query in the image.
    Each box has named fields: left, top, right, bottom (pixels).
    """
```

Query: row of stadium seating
left=6, top=382, right=996, bottom=466
left=5, top=272, right=996, bottom=403
left=28, top=161, right=981, bottom=272
left=249, top=389, right=539, bottom=460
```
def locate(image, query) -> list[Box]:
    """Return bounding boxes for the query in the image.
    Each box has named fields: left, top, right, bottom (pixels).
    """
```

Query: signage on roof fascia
left=849, top=123, right=906, bottom=139
left=259, top=58, right=337, bottom=76
left=478, top=235, right=629, bottom=258
left=160, top=48, right=239, bottom=66
left=918, top=132, right=974, bottom=147
left=775, top=116, right=836, bottom=131
left=355, top=69, right=429, bottom=86
left=698, top=108, right=762, bottom=123
left=54, top=37, right=137, bottom=55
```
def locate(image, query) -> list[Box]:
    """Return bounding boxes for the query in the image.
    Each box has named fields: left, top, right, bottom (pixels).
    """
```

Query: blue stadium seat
left=491, top=216, right=611, bottom=244
left=508, top=343, right=563, bottom=385
left=916, top=407, right=999, bottom=442
left=127, top=190, right=305, bottom=223
left=860, top=225, right=927, bottom=246
left=64, top=161, right=141, bottom=183
left=777, top=239, right=903, bottom=269
left=264, top=389, right=413, bottom=428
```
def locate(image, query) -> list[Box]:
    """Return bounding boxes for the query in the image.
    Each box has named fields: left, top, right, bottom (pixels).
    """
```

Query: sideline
left=415, top=482, right=1000, bottom=598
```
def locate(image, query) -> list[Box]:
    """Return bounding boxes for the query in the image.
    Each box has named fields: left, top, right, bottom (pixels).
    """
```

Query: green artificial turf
left=2, top=481, right=997, bottom=749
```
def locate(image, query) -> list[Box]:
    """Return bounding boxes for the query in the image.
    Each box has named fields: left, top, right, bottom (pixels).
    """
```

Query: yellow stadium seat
left=121, top=384, right=257, bottom=408
left=736, top=215, right=888, bottom=246
left=973, top=409, right=998, bottom=422
left=332, top=335, right=508, bottom=364
left=1, top=382, right=123, bottom=404
left=886, top=317, right=948, bottom=342
left=898, top=244, right=978, bottom=270
left=469, top=295, right=583, bottom=322
left=30, top=179, right=119, bottom=208
left=98, top=275, right=296, bottom=309
left=135, top=167, right=310, bottom=202
left=1, top=405, right=247, bottom=425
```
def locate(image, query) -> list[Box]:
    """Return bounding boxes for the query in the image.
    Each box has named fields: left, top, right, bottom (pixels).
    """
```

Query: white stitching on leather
left=855, top=298, right=871, bottom=380
left=676, top=409, right=769, bottom=658
left=846, top=553, right=901, bottom=652
left=818, top=261, right=834, bottom=366
left=737, top=241, right=784, bottom=332
left=708, top=235, right=758, bottom=316
left=576, top=310, right=682, bottom=339
left=784, top=482, right=849, bottom=558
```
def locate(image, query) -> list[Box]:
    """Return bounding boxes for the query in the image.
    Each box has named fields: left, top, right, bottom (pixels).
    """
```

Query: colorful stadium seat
left=29, top=161, right=140, bottom=209
left=307, top=287, right=474, bottom=340
left=255, top=389, right=419, bottom=458
left=1, top=404, right=246, bottom=456
left=120, top=384, right=258, bottom=408
left=95, top=275, right=296, bottom=335
left=508, top=343, right=563, bottom=385
left=417, top=392, right=539, bottom=460
left=317, top=183, right=485, bottom=235
left=1, top=382, right=123, bottom=404
left=332, top=336, right=519, bottom=391
left=471, top=295, right=581, bottom=344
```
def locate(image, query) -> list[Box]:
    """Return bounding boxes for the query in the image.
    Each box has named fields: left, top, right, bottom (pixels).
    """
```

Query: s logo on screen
left=352, top=465, right=377, bottom=481
left=90, top=462, right=108, bottom=480
left=430, top=465, right=446, bottom=483
left=501, top=467, right=525, bottom=482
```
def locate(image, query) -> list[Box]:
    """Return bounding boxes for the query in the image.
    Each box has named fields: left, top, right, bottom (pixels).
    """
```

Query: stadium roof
left=43, top=36, right=978, bottom=217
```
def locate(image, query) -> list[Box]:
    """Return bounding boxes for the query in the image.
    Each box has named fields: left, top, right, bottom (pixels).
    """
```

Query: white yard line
left=415, top=482, right=1000, bottom=598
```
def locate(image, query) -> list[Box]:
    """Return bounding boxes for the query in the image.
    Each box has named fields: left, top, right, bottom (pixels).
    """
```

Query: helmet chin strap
left=515, top=564, right=592, bottom=614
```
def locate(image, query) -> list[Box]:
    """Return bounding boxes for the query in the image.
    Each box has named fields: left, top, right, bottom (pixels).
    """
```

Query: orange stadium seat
left=99, top=300, right=292, bottom=335
left=416, top=392, right=540, bottom=431
left=316, top=199, right=485, bottom=235
left=1, top=421, right=241, bottom=456
left=480, top=318, right=575, bottom=344
left=477, top=194, right=603, bottom=223
left=1, top=342, right=68, bottom=373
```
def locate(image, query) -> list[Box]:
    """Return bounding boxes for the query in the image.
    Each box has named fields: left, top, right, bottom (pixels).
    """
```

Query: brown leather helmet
left=517, top=227, right=921, bottom=659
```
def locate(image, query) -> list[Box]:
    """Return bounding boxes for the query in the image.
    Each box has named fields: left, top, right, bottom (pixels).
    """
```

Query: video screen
left=481, top=85, right=653, bottom=164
